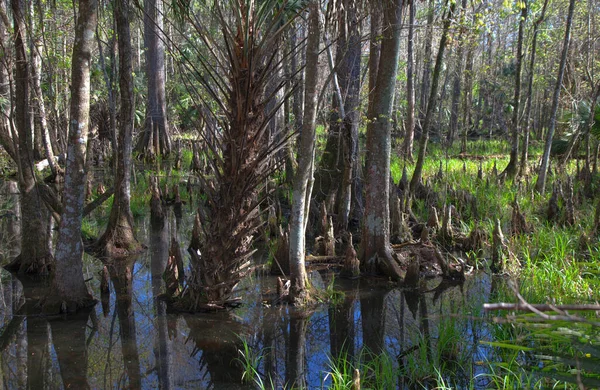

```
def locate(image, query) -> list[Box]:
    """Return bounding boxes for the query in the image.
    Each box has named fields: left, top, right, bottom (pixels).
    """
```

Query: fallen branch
left=484, top=303, right=600, bottom=312
left=305, top=255, right=344, bottom=264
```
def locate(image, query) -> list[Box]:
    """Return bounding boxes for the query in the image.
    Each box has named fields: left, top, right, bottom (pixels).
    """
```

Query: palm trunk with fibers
left=6, top=0, right=53, bottom=276
left=289, top=0, right=320, bottom=304
left=501, top=0, right=527, bottom=179
left=535, top=0, right=576, bottom=194
left=409, top=0, right=456, bottom=194
left=519, top=0, right=549, bottom=177
left=362, top=0, right=403, bottom=279
left=45, top=0, right=97, bottom=313
left=95, top=0, right=141, bottom=257
left=180, top=0, right=302, bottom=310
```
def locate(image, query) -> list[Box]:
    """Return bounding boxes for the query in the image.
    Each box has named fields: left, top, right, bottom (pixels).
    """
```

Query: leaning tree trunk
left=410, top=0, right=455, bottom=193
left=30, top=2, right=59, bottom=178
left=45, top=0, right=98, bottom=314
left=501, top=1, right=527, bottom=178
left=362, top=0, right=403, bottom=280
left=137, top=0, right=171, bottom=158
left=519, top=0, right=549, bottom=176
left=288, top=0, right=320, bottom=304
left=95, top=0, right=141, bottom=257
left=6, top=0, right=52, bottom=276
left=535, top=0, right=576, bottom=194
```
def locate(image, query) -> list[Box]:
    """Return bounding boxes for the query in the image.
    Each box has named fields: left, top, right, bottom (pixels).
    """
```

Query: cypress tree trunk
left=137, top=0, right=171, bottom=158
left=289, top=1, right=320, bottom=304
left=6, top=0, right=52, bottom=276
left=337, top=0, right=362, bottom=232
left=95, top=0, right=141, bottom=257
left=362, top=0, right=403, bottom=279
left=45, top=0, right=98, bottom=313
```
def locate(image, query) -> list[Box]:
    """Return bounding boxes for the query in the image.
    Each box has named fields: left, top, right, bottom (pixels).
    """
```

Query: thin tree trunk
left=46, top=0, right=98, bottom=313
left=29, top=1, right=59, bottom=177
left=337, top=0, right=361, bottom=232
left=519, top=0, right=548, bottom=176
left=502, top=1, right=527, bottom=178
left=418, top=0, right=435, bottom=124
left=535, top=0, right=576, bottom=194
left=403, top=0, right=416, bottom=161
left=7, top=0, right=52, bottom=275
left=362, top=0, right=404, bottom=279
left=96, top=0, right=141, bottom=257
left=447, top=0, right=468, bottom=147
left=289, top=1, right=320, bottom=304
left=410, top=0, right=456, bottom=193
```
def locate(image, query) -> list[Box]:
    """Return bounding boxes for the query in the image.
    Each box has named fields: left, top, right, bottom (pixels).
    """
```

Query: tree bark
left=535, top=0, right=576, bottom=194
left=95, top=0, right=141, bottom=257
left=362, top=0, right=404, bottom=279
left=289, top=1, right=320, bottom=304
left=7, top=0, right=52, bottom=275
left=46, top=0, right=98, bottom=313
left=138, top=0, right=171, bottom=158
left=337, top=0, right=362, bottom=232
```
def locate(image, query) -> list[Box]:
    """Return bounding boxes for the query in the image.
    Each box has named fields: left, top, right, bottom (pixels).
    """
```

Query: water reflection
left=0, top=199, right=495, bottom=389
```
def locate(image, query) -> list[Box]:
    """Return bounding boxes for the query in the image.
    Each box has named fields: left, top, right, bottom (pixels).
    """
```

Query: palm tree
left=173, top=0, right=303, bottom=310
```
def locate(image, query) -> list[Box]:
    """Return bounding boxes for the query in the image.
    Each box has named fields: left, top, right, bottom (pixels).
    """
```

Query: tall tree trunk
left=137, top=0, right=171, bottom=158
left=289, top=1, right=320, bottom=304
left=95, top=0, right=141, bottom=257
left=447, top=0, right=468, bottom=147
left=7, top=0, right=52, bottom=276
left=30, top=1, right=59, bottom=177
left=501, top=1, right=527, bottom=178
left=418, top=0, right=435, bottom=124
left=45, top=0, right=98, bottom=313
left=519, top=0, right=549, bottom=176
left=0, top=0, right=16, bottom=162
left=362, top=0, right=403, bottom=279
left=403, top=0, right=416, bottom=160
left=535, top=0, right=576, bottom=194
left=410, top=0, right=455, bottom=193
left=337, top=0, right=362, bottom=232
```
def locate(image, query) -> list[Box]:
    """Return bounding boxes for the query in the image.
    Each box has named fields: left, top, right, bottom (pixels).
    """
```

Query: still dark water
left=0, top=182, right=496, bottom=389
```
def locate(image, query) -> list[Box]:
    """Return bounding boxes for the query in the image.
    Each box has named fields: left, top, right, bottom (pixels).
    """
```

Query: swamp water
left=0, top=182, right=511, bottom=389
